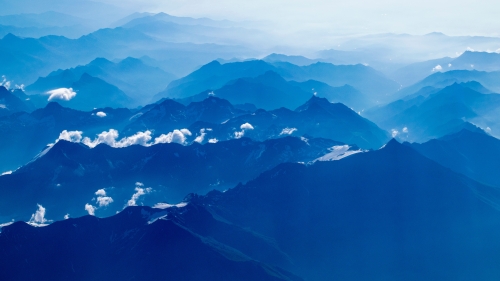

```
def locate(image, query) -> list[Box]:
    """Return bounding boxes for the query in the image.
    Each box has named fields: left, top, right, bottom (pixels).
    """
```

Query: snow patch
left=313, top=145, right=363, bottom=162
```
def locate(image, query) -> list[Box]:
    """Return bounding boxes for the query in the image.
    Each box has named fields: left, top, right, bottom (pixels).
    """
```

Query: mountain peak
left=382, top=138, right=401, bottom=150
left=294, top=95, right=331, bottom=112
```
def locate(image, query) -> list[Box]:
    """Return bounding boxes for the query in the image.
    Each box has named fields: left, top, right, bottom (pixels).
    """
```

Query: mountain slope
left=0, top=86, right=34, bottom=116
left=365, top=82, right=500, bottom=142
left=26, top=57, right=176, bottom=105
left=191, top=139, right=500, bottom=281
left=0, top=102, right=132, bottom=173
left=188, top=96, right=389, bottom=149
left=406, top=129, right=500, bottom=188
left=0, top=136, right=346, bottom=221
left=0, top=206, right=301, bottom=281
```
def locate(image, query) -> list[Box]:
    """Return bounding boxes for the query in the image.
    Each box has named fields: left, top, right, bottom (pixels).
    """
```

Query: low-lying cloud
left=155, top=129, right=191, bottom=145
left=96, top=111, right=107, bottom=117
left=46, top=88, right=77, bottom=101
left=58, top=130, right=83, bottom=143
left=234, top=123, right=254, bottom=139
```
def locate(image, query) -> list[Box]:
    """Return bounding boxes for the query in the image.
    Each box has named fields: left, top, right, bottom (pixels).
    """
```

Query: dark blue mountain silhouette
left=0, top=206, right=302, bottom=281
left=0, top=136, right=345, bottom=221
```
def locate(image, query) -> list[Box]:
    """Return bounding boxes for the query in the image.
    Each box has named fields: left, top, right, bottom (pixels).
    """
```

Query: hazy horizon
left=96, top=0, right=500, bottom=37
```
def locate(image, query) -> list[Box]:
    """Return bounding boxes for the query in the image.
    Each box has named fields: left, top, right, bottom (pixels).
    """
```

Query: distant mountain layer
left=392, top=69, right=500, bottom=101
left=392, top=51, right=500, bottom=87
left=26, top=57, right=176, bottom=105
left=155, top=60, right=399, bottom=103
left=27, top=73, right=132, bottom=110
left=0, top=86, right=34, bottom=116
left=178, top=71, right=371, bottom=111
left=406, top=129, right=500, bottom=188
left=0, top=136, right=348, bottom=221
left=0, top=29, right=251, bottom=85
left=0, top=102, right=132, bottom=173
left=131, top=96, right=389, bottom=149
left=365, top=82, right=500, bottom=142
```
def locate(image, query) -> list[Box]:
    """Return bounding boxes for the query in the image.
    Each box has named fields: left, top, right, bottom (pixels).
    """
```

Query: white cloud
left=234, top=123, right=254, bottom=139
left=194, top=128, right=209, bottom=143
left=0, top=104, right=6, bottom=109
left=95, top=189, right=107, bottom=196
left=402, top=127, right=409, bottom=133
left=234, top=131, right=245, bottom=139
left=448, top=63, right=452, bottom=67
left=467, top=47, right=475, bottom=52
left=432, top=65, right=443, bottom=72
left=96, top=111, right=107, bottom=117
left=93, top=188, right=114, bottom=208
left=1, top=171, right=12, bottom=176
left=97, top=196, right=114, bottom=207
left=240, top=123, right=254, bottom=130
left=58, top=130, right=83, bottom=143
left=0, top=75, right=11, bottom=90
left=64, top=214, right=70, bottom=219
left=29, top=204, right=48, bottom=225
left=180, top=129, right=192, bottom=136
left=279, top=127, right=297, bottom=135
left=56, top=128, right=194, bottom=149
left=83, top=129, right=153, bottom=148
left=208, top=138, right=218, bottom=143
left=46, top=88, right=77, bottom=101
left=85, top=204, right=96, bottom=216
left=83, top=129, right=120, bottom=148
left=127, top=183, right=152, bottom=207
left=115, top=131, right=152, bottom=147
left=154, top=129, right=190, bottom=145
left=391, top=129, right=399, bottom=138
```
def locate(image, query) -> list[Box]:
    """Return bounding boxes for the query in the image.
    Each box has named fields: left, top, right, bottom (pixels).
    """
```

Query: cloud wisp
left=127, top=182, right=152, bottom=207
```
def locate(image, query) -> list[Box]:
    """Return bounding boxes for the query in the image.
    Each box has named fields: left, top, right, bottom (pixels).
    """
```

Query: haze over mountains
left=2, top=1, right=500, bottom=280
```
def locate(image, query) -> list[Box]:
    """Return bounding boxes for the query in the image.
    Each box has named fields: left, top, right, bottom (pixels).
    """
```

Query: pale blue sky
left=99, top=0, right=500, bottom=36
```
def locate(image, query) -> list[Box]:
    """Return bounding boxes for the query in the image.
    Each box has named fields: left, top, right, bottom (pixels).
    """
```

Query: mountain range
left=0, top=136, right=351, bottom=221
left=155, top=59, right=399, bottom=104
left=0, top=102, right=133, bottom=173
left=3, top=138, right=500, bottom=280
left=365, top=82, right=500, bottom=142
left=128, top=95, right=389, bottom=149
left=26, top=57, right=176, bottom=105
left=391, top=51, right=500, bottom=87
